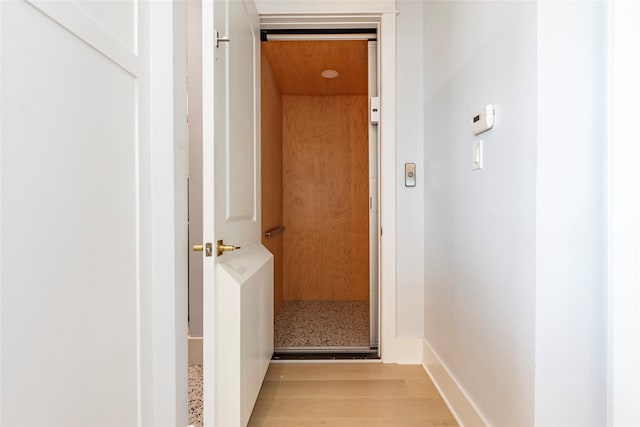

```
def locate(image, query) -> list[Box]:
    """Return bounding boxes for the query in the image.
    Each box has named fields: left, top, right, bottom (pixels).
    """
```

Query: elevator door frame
left=262, top=11, right=410, bottom=362
left=367, top=39, right=380, bottom=351
left=262, top=28, right=381, bottom=356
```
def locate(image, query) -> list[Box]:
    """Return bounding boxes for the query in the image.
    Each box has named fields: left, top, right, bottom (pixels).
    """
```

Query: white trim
left=0, top=1, right=3, bottom=422
left=607, top=1, right=640, bottom=425
left=378, top=11, right=394, bottom=363
left=149, top=0, right=188, bottom=424
left=384, top=337, right=422, bottom=365
left=255, top=1, right=397, bottom=15
left=139, top=0, right=153, bottom=423
left=378, top=12, right=422, bottom=364
left=201, top=1, right=217, bottom=426
left=260, top=15, right=387, bottom=30
left=422, top=340, right=489, bottom=427
left=368, top=39, right=380, bottom=350
left=171, top=1, right=189, bottom=424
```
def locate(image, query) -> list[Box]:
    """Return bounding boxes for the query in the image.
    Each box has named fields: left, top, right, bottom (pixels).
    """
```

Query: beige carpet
left=274, top=300, right=369, bottom=348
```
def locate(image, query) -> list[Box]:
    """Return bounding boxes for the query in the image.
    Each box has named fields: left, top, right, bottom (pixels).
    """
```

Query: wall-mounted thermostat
left=471, top=104, right=495, bottom=135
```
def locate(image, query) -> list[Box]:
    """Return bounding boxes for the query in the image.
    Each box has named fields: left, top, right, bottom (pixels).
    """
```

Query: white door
left=0, top=0, right=184, bottom=425
left=200, top=0, right=272, bottom=426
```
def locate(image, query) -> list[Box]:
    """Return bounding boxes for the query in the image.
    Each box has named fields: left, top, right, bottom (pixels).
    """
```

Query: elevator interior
left=260, top=36, right=379, bottom=354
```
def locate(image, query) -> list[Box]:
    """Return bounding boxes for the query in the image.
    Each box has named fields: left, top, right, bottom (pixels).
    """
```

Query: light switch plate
left=472, top=140, right=483, bottom=170
left=405, top=163, right=416, bottom=187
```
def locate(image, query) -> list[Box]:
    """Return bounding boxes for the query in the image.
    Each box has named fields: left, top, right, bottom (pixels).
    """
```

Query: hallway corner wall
left=534, top=2, right=607, bottom=425
left=422, top=1, right=608, bottom=426
left=422, top=2, right=537, bottom=425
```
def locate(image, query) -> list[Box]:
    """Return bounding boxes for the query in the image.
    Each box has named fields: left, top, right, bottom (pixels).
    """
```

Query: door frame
left=150, top=0, right=189, bottom=424
left=607, top=0, right=640, bottom=424
left=260, top=12, right=417, bottom=362
left=261, top=31, right=380, bottom=354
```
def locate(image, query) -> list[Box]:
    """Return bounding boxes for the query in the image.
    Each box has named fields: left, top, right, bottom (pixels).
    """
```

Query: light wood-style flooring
left=248, top=363, right=458, bottom=426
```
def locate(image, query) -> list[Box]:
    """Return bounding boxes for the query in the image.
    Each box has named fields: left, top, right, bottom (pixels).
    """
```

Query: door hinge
left=215, top=31, right=230, bottom=48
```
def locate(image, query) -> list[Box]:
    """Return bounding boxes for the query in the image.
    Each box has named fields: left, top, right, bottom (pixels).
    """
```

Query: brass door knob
left=217, top=240, right=240, bottom=257
left=192, top=243, right=213, bottom=257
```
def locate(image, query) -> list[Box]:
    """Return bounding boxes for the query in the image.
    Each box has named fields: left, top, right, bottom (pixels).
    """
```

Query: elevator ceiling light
left=321, top=69, right=340, bottom=79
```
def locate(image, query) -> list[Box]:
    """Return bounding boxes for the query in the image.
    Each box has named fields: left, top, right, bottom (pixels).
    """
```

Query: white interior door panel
left=201, top=0, right=273, bottom=425
left=0, top=0, right=165, bottom=424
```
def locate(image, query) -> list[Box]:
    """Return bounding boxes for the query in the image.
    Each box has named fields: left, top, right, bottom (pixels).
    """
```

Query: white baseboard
left=188, top=337, right=203, bottom=364
left=422, top=339, right=488, bottom=427
left=382, top=337, right=423, bottom=364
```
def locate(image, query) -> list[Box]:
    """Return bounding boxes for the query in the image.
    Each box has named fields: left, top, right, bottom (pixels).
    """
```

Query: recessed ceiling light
left=321, top=69, right=340, bottom=79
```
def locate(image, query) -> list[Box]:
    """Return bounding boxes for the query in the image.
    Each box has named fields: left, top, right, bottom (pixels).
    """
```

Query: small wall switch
left=370, top=97, right=380, bottom=124
left=472, top=140, right=483, bottom=170
left=405, top=163, right=416, bottom=187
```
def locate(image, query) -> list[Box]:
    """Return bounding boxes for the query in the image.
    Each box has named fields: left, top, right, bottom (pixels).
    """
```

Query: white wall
left=396, top=0, right=424, bottom=338
left=608, top=1, right=640, bottom=425
left=535, top=2, right=607, bottom=426
left=423, top=2, right=538, bottom=425
left=423, top=1, right=608, bottom=426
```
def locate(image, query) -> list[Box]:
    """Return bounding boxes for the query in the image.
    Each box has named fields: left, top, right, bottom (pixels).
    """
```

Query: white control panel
left=471, top=105, right=494, bottom=135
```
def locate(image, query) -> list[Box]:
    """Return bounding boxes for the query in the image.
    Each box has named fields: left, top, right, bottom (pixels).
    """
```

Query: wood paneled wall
left=260, top=50, right=284, bottom=315
left=283, top=95, right=369, bottom=301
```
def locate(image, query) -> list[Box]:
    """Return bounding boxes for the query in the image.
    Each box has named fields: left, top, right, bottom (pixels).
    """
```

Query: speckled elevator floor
left=188, top=363, right=203, bottom=427
left=274, top=300, right=370, bottom=348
